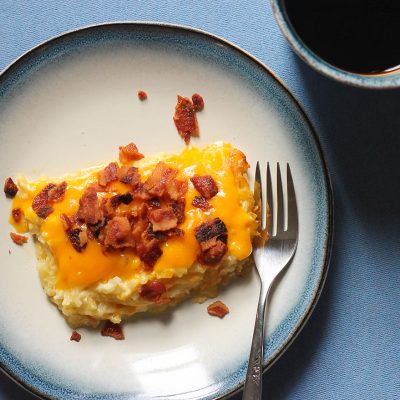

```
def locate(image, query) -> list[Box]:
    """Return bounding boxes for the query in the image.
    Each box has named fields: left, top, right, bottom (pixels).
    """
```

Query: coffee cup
left=270, top=0, right=400, bottom=89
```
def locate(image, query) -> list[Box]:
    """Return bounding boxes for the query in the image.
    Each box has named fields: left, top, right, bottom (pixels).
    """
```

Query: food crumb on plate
left=10, top=232, right=28, bottom=245
left=4, top=177, right=18, bottom=198
left=137, top=90, right=147, bottom=101
left=173, top=94, right=204, bottom=144
left=70, top=331, right=81, bottom=342
left=207, top=300, right=230, bottom=318
left=192, top=93, right=204, bottom=112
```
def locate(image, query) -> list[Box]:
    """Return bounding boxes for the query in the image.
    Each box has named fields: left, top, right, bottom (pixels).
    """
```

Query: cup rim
left=270, top=0, right=400, bottom=89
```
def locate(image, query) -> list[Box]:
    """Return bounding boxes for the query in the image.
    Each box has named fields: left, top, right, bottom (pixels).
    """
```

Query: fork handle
left=242, top=286, right=269, bottom=400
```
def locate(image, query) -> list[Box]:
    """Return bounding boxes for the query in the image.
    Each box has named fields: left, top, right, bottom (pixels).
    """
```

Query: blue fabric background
left=1, top=1, right=399, bottom=399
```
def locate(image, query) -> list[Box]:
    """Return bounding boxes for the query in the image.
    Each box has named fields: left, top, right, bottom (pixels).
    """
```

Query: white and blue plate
left=0, top=23, right=332, bottom=399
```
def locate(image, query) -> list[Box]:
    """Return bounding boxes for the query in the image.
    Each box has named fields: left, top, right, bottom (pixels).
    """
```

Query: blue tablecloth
left=1, top=1, right=399, bottom=399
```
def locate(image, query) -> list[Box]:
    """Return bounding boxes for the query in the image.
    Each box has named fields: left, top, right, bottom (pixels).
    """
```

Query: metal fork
left=242, top=162, right=298, bottom=400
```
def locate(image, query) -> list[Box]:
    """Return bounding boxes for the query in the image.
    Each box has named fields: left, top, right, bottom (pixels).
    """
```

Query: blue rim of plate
left=0, top=22, right=333, bottom=400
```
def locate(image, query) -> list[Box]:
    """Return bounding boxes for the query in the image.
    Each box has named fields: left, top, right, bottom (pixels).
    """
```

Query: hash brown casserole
left=10, top=142, right=258, bottom=328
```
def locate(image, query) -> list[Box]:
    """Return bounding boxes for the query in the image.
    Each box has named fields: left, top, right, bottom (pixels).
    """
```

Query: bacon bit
left=70, top=331, right=81, bottom=342
left=66, top=228, right=88, bottom=252
left=47, top=181, right=67, bottom=202
left=101, top=321, right=125, bottom=340
left=131, top=214, right=149, bottom=241
left=119, top=192, right=133, bottom=205
left=60, top=213, right=75, bottom=230
left=119, top=143, right=144, bottom=164
left=12, top=208, right=23, bottom=223
left=173, top=95, right=199, bottom=144
left=143, top=162, right=178, bottom=197
left=198, top=240, right=227, bottom=265
left=195, top=217, right=227, bottom=244
left=104, top=216, right=134, bottom=248
left=147, top=198, right=161, bottom=209
left=117, top=166, right=141, bottom=188
left=10, top=232, right=28, bottom=245
left=137, top=90, right=147, bottom=101
left=139, top=280, right=167, bottom=301
left=165, top=178, right=188, bottom=200
left=148, top=207, right=178, bottom=232
left=98, top=162, right=119, bottom=187
left=192, top=196, right=211, bottom=210
left=4, top=177, right=18, bottom=198
left=192, top=93, right=204, bottom=112
left=207, top=301, right=229, bottom=318
left=32, top=183, right=56, bottom=219
left=136, top=239, right=162, bottom=269
left=133, top=183, right=151, bottom=200
left=195, top=218, right=228, bottom=265
left=101, top=195, right=121, bottom=218
left=170, top=198, right=185, bottom=224
left=191, top=175, right=218, bottom=199
left=87, top=219, right=106, bottom=239
left=77, top=187, right=103, bottom=225
left=165, top=227, right=185, bottom=237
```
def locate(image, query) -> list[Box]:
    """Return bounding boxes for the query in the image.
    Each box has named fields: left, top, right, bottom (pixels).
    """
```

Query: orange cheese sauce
left=10, top=143, right=254, bottom=289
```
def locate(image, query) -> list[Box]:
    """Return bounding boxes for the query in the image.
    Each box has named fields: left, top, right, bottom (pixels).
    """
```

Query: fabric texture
left=1, top=1, right=399, bottom=399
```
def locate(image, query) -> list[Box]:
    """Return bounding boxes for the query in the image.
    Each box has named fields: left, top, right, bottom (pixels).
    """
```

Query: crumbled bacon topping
left=173, top=95, right=199, bottom=144
left=191, top=175, right=218, bottom=199
left=66, top=227, right=88, bottom=252
left=137, top=90, right=147, bottom=101
left=136, top=237, right=163, bottom=269
left=139, top=280, right=167, bottom=302
left=60, top=213, right=75, bottom=230
left=195, top=218, right=228, bottom=265
left=10, top=232, right=28, bottom=245
left=165, top=227, right=184, bottom=237
left=47, top=181, right=67, bottom=202
left=59, top=144, right=188, bottom=267
left=12, top=208, right=23, bottom=223
left=192, top=93, right=204, bottom=112
left=98, top=162, right=118, bottom=187
left=119, top=192, right=133, bottom=205
left=76, top=187, right=103, bottom=225
left=103, top=216, right=134, bottom=248
left=117, top=166, right=140, bottom=187
left=143, top=162, right=178, bottom=197
left=101, top=321, right=125, bottom=340
left=101, top=195, right=121, bottom=218
left=70, top=331, right=81, bottom=342
left=192, top=196, right=211, bottom=210
left=165, top=178, right=188, bottom=200
left=133, top=183, right=152, bottom=200
left=119, top=143, right=144, bottom=164
left=32, top=184, right=56, bottom=219
left=31, top=181, right=67, bottom=219
left=4, top=177, right=18, bottom=198
left=207, top=301, right=229, bottom=318
left=148, top=207, right=178, bottom=232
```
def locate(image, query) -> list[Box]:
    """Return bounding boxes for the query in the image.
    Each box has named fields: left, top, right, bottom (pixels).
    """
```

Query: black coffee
left=283, top=0, right=400, bottom=74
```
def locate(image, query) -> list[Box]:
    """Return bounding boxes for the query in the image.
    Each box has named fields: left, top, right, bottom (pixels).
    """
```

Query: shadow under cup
left=270, top=0, right=400, bottom=89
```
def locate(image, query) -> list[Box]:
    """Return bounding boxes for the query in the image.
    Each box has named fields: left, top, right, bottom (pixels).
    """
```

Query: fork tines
left=255, top=162, right=298, bottom=238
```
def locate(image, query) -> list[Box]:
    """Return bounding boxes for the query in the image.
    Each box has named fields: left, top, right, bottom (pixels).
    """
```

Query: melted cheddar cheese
left=11, top=143, right=256, bottom=292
